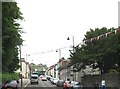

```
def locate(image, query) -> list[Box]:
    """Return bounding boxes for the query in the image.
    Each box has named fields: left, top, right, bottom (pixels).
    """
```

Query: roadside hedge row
left=1, top=73, right=19, bottom=84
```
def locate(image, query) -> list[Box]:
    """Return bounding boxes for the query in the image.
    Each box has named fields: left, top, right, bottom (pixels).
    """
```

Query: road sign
left=101, top=80, right=105, bottom=89
left=102, top=80, right=105, bottom=86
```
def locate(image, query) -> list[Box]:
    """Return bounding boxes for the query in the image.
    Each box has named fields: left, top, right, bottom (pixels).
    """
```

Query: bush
left=2, top=73, right=19, bottom=84
left=0, top=73, right=2, bottom=86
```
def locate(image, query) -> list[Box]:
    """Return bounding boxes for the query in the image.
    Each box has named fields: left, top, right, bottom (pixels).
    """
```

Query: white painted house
left=16, top=58, right=30, bottom=78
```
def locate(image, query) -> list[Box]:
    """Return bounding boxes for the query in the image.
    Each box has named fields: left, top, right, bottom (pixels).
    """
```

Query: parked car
left=52, top=78, right=59, bottom=84
left=50, top=77, right=54, bottom=83
left=2, top=80, right=18, bottom=89
left=63, top=80, right=72, bottom=89
left=30, top=74, right=39, bottom=84
left=41, top=76, right=47, bottom=81
left=40, top=75, right=44, bottom=78
left=50, top=77, right=57, bottom=84
left=71, top=81, right=83, bottom=89
left=56, top=79, right=65, bottom=87
left=46, top=75, right=51, bottom=80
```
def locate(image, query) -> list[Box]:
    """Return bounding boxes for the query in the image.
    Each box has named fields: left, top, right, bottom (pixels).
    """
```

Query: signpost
left=101, top=80, right=105, bottom=89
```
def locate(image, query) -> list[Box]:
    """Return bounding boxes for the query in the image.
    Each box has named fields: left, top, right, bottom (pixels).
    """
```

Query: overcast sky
left=16, top=0, right=119, bottom=67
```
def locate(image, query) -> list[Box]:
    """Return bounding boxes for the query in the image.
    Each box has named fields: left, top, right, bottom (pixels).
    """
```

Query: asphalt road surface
left=24, top=78, right=63, bottom=89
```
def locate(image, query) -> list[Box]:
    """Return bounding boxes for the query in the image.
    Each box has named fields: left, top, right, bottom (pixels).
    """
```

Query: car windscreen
left=32, top=73, right=38, bottom=75
left=31, top=76, right=38, bottom=79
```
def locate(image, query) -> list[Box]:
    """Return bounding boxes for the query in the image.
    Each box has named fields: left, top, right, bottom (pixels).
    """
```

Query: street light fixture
left=19, top=45, right=22, bottom=86
left=67, top=36, right=75, bottom=81
left=67, top=36, right=75, bottom=52
left=56, top=48, right=61, bottom=79
left=56, top=49, right=61, bottom=60
left=19, top=44, right=28, bottom=86
left=26, top=54, right=30, bottom=78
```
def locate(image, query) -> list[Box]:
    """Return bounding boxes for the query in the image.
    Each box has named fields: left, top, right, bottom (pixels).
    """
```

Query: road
left=23, top=78, right=63, bottom=89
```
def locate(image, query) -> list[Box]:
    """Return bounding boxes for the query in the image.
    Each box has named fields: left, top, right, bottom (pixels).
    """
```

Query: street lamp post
left=67, top=36, right=75, bottom=81
left=19, top=45, right=22, bottom=86
left=67, top=36, right=75, bottom=52
left=118, top=1, right=120, bottom=28
left=56, top=49, right=61, bottom=60
left=56, top=49, right=61, bottom=79
left=26, top=54, right=30, bottom=78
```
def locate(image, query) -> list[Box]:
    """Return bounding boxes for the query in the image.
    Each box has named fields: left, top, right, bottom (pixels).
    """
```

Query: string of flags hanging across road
left=29, top=45, right=72, bottom=55
left=83, top=28, right=120, bottom=44
left=28, top=28, right=120, bottom=55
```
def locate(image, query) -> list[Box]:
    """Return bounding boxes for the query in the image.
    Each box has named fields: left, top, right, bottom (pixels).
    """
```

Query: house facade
left=46, top=57, right=101, bottom=82
left=17, top=58, right=30, bottom=78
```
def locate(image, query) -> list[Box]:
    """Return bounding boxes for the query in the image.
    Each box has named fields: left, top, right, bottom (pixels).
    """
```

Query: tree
left=2, top=2, right=23, bottom=72
left=69, top=27, right=120, bottom=74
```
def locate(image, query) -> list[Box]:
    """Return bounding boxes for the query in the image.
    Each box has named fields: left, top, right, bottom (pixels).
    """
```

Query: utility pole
left=72, top=36, right=75, bottom=81
left=56, top=48, right=61, bottom=60
left=58, top=49, right=61, bottom=60
left=67, top=36, right=75, bottom=81
left=118, top=1, right=120, bottom=28
left=72, top=36, right=75, bottom=52
left=26, top=54, right=30, bottom=78
left=56, top=49, right=61, bottom=79
left=67, top=36, right=75, bottom=52
left=19, top=45, right=22, bottom=86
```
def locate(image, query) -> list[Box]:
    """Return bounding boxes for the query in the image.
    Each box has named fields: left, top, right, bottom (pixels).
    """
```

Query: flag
left=117, top=28, right=120, bottom=33
left=99, top=35, right=103, bottom=40
left=106, top=32, right=111, bottom=37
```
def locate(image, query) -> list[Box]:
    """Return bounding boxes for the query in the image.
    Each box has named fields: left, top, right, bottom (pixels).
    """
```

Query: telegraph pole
left=67, top=36, right=75, bottom=81
left=118, top=1, right=120, bottom=28
left=19, top=45, right=23, bottom=86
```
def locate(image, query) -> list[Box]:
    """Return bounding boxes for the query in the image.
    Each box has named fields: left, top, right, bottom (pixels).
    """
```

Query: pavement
left=17, top=78, right=30, bottom=89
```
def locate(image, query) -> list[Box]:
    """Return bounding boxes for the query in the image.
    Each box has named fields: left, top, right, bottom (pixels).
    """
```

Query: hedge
left=1, top=73, right=19, bottom=84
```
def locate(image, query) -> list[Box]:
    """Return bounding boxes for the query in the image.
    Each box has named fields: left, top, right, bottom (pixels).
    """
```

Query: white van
left=30, top=74, right=39, bottom=84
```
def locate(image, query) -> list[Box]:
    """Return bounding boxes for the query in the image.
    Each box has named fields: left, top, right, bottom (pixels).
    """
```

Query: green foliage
left=2, top=73, right=19, bottom=84
left=0, top=73, right=2, bottom=86
left=2, top=2, right=23, bottom=72
left=69, top=27, right=120, bottom=74
left=31, top=63, right=48, bottom=71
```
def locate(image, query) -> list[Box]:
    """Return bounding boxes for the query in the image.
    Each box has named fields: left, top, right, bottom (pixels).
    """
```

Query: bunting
left=83, top=28, right=120, bottom=44
left=28, top=45, right=71, bottom=55
left=24, top=28, right=120, bottom=55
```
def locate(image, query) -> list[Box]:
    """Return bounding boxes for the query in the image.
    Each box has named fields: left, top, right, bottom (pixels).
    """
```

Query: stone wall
left=81, top=73, right=120, bottom=88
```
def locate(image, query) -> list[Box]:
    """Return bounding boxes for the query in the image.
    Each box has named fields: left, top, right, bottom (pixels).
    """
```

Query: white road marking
left=22, top=80, right=30, bottom=89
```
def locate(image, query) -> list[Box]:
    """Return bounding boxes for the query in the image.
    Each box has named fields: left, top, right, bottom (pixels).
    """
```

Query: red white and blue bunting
left=83, top=28, right=120, bottom=44
left=24, top=28, right=120, bottom=55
